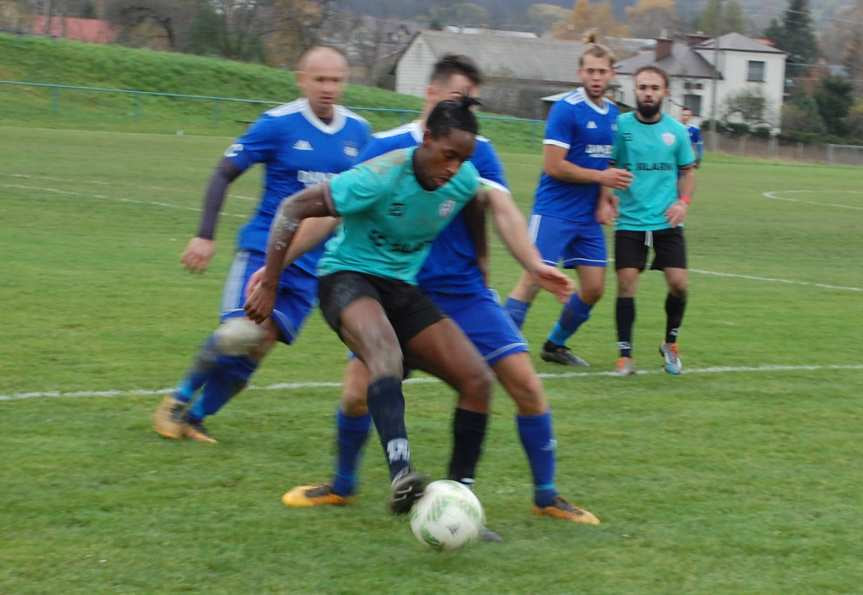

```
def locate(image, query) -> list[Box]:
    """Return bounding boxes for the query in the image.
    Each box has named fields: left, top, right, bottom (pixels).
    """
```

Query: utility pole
left=709, top=1, right=722, bottom=152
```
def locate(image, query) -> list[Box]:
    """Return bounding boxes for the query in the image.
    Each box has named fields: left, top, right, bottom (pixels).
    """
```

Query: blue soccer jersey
left=533, top=88, right=619, bottom=223
left=687, top=125, right=704, bottom=161
left=224, top=98, right=371, bottom=274
left=357, top=121, right=510, bottom=294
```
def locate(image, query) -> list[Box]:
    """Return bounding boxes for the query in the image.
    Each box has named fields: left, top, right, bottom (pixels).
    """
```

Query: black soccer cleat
left=389, top=469, right=427, bottom=515
left=540, top=342, right=590, bottom=367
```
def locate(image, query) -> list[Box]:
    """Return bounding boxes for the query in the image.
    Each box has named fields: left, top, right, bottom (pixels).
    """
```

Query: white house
left=395, top=30, right=586, bottom=118
left=614, top=33, right=787, bottom=129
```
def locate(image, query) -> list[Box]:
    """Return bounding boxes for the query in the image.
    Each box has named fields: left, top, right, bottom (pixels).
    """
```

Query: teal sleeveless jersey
left=612, top=112, right=695, bottom=231
left=318, top=147, right=480, bottom=285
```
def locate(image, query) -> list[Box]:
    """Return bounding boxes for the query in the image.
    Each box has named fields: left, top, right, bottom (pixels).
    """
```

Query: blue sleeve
left=677, top=127, right=696, bottom=167
left=543, top=100, right=576, bottom=149
left=357, top=137, right=394, bottom=162
left=223, top=116, right=280, bottom=172
left=472, top=141, right=509, bottom=192
left=328, top=160, right=387, bottom=215
left=691, top=127, right=702, bottom=144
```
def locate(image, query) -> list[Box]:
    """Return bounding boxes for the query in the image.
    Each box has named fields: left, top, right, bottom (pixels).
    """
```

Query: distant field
left=1, top=126, right=862, bottom=593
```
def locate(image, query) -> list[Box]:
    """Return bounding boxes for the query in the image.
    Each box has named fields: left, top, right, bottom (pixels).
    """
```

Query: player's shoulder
left=373, top=121, right=422, bottom=141
left=663, top=114, right=690, bottom=134
left=616, top=111, right=638, bottom=126
left=263, top=99, right=306, bottom=120
left=335, top=105, right=370, bottom=129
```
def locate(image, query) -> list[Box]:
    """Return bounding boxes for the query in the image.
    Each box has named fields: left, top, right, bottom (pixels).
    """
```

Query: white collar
left=300, top=98, right=346, bottom=134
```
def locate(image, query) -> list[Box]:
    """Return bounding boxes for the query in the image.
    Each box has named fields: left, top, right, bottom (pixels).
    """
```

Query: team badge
left=662, top=132, right=676, bottom=146
left=344, top=144, right=359, bottom=157
left=439, top=199, right=455, bottom=217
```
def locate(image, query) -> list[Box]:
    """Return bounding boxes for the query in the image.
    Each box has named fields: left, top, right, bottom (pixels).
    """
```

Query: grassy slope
left=0, top=34, right=542, bottom=149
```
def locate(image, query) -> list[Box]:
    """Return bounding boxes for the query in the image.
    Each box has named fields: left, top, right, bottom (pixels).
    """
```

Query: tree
left=765, top=0, right=818, bottom=78
left=553, top=0, right=627, bottom=41
left=723, top=88, right=771, bottom=126
left=698, top=0, right=746, bottom=36
left=626, top=0, right=677, bottom=39
left=526, top=2, right=569, bottom=34
left=782, top=95, right=825, bottom=134
left=814, top=75, right=854, bottom=136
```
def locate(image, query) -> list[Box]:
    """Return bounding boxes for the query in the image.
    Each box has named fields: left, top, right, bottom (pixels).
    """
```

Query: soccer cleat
left=479, top=526, right=504, bottom=542
left=659, top=343, right=683, bottom=375
left=152, top=395, right=186, bottom=439
left=389, top=469, right=427, bottom=515
left=615, top=357, right=636, bottom=376
left=182, top=418, right=218, bottom=443
left=282, top=484, right=352, bottom=508
left=540, top=343, right=590, bottom=367
left=533, top=496, right=600, bottom=525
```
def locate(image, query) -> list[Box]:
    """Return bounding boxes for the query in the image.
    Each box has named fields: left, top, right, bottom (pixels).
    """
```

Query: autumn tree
left=625, top=0, right=677, bottom=39
left=553, top=0, right=627, bottom=41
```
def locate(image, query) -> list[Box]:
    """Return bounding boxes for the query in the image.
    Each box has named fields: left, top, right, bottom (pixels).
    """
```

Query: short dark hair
left=426, top=96, right=481, bottom=138
left=634, top=65, right=669, bottom=88
left=681, top=106, right=693, bottom=113
left=429, top=54, right=483, bottom=86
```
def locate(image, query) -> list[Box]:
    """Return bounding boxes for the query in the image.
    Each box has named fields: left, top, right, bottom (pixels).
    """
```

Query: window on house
left=747, top=61, right=766, bottom=82
left=684, top=94, right=702, bottom=116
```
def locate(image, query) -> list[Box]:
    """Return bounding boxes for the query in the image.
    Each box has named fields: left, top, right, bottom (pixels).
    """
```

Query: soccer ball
left=410, top=480, right=485, bottom=551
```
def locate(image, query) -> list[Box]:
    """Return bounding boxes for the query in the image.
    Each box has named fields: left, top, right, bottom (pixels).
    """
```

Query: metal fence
left=0, top=80, right=545, bottom=150
left=705, top=132, right=863, bottom=166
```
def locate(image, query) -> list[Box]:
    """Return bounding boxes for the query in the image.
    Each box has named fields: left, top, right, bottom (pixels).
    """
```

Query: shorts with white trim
left=220, top=250, right=317, bottom=344
left=614, top=227, right=687, bottom=271
left=529, top=213, right=607, bottom=269
left=425, top=287, right=528, bottom=366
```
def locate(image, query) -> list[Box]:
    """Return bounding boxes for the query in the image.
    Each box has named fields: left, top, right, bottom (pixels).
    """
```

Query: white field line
left=3, top=176, right=861, bottom=293
left=0, top=182, right=248, bottom=219
left=689, top=268, right=862, bottom=292
left=2, top=363, right=861, bottom=403
left=763, top=189, right=863, bottom=211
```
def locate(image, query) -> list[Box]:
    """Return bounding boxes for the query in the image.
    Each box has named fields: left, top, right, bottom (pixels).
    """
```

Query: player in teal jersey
left=245, top=98, right=572, bottom=514
left=608, top=66, right=696, bottom=376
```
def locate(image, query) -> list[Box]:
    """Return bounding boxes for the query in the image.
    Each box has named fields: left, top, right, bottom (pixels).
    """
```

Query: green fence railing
left=0, top=80, right=545, bottom=152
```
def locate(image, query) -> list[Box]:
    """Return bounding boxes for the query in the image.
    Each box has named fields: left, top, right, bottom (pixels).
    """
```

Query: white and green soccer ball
left=410, top=480, right=485, bottom=551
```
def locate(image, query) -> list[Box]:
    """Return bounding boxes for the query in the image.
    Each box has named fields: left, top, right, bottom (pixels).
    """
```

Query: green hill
left=0, top=34, right=541, bottom=149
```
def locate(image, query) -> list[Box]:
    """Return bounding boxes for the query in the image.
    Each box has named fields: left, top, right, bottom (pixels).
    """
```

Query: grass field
left=2, top=125, right=862, bottom=593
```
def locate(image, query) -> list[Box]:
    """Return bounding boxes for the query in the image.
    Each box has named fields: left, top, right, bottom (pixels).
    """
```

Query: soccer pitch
left=1, top=126, right=861, bottom=593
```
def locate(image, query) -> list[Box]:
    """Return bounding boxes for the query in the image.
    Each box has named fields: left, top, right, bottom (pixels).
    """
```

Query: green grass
left=0, top=34, right=543, bottom=150
left=1, top=126, right=862, bottom=593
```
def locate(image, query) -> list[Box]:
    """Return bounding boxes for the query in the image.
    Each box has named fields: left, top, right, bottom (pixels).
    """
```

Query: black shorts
left=317, top=271, right=444, bottom=348
left=615, top=227, right=687, bottom=271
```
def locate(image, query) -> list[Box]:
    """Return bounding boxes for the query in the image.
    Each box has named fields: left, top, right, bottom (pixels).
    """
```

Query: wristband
left=679, top=195, right=692, bottom=205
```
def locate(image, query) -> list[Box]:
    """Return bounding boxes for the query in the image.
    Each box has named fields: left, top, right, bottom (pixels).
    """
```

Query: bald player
left=153, top=46, right=371, bottom=442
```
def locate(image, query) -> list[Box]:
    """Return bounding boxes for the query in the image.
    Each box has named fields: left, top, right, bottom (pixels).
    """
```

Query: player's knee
left=458, top=364, right=494, bottom=406
left=508, top=375, right=547, bottom=416
left=669, top=281, right=688, bottom=297
left=362, top=333, right=403, bottom=379
left=581, top=285, right=604, bottom=305
left=214, top=317, right=270, bottom=358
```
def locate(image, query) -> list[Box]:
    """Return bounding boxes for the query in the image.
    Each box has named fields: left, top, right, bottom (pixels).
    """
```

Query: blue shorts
left=529, top=213, right=607, bottom=268
left=426, top=288, right=528, bottom=366
left=220, top=250, right=317, bottom=344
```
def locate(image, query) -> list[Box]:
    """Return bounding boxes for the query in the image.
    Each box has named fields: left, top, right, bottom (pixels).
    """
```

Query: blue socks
left=366, top=376, right=411, bottom=480
left=173, top=334, right=221, bottom=403
left=547, top=293, right=592, bottom=347
left=516, top=412, right=558, bottom=507
left=187, top=355, right=257, bottom=422
left=505, top=297, right=531, bottom=329
left=331, top=410, right=372, bottom=497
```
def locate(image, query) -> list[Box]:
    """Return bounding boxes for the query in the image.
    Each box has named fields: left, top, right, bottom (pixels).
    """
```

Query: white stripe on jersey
left=564, top=88, right=613, bottom=115
left=221, top=251, right=250, bottom=313
left=528, top=214, right=542, bottom=244
left=479, top=177, right=510, bottom=194
left=374, top=121, right=422, bottom=142
left=543, top=139, right=571, bottom=149
left=336, top=105, right=369, bottom=125
left=265, top=99, right=304, bottom=118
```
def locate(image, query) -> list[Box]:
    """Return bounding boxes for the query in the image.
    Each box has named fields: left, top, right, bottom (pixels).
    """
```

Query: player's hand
left=244, top=280, right=277, bottom=323
left=597, top=168, right=633, bottom=190
left=666, top=201, right=688, bottom=227
left=530, top=263, right=574, bottom=303
left=181, top=237, right=215, bottom=273
left=245, top=266, right=267, bottom=299
left=595, top=198, right=617, bottom=225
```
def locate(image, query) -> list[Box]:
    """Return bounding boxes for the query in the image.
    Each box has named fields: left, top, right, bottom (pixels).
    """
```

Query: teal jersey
left=318, top=147, right=480, bottom=284
left=612, top=112, right=695, bottom=231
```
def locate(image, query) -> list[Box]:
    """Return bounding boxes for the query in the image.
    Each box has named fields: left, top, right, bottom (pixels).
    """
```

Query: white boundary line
left=763, top=189, right=863, bottom=211
left=689, top=268, right=862, bottom=292
left=1, top=182, right=248, bottom=219
left=2, top=363, right=861, bottom=403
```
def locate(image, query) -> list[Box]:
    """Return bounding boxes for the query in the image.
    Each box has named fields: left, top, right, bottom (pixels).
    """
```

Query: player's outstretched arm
left=462, top=197, right=489, bottom=284
left=245, top=184, right=334, bottom=322
left=544, top=145, right=632, bottom=189
left=181, top=158, right=244, bottom=273
left=481, top=188, right=573, bottom=302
